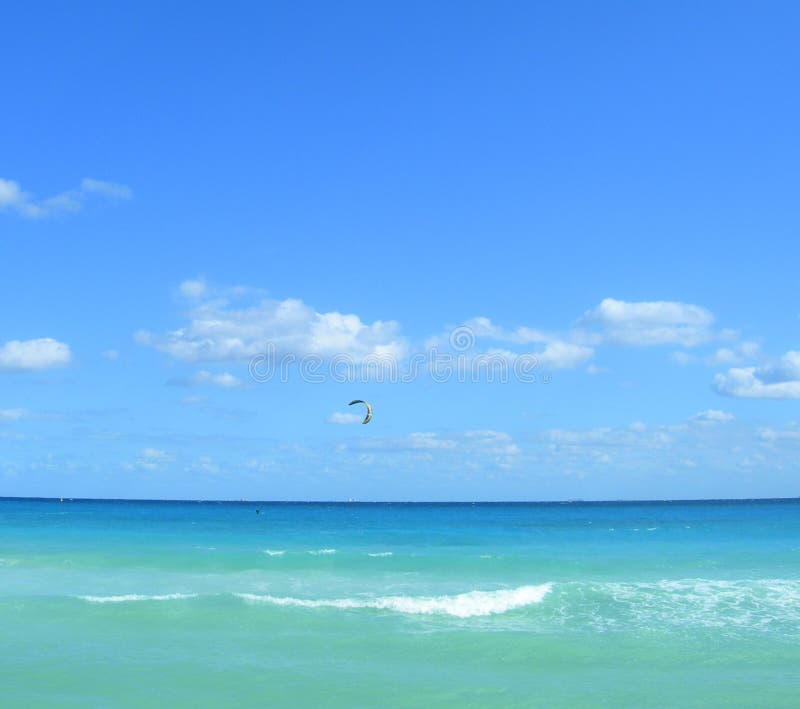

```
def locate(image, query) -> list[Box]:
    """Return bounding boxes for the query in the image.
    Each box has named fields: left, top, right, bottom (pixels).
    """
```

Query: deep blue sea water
left=1, top=498, right=799, bottom=707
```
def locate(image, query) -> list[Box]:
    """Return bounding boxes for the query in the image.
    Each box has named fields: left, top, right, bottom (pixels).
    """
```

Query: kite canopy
left=348, top=399, right=372, bottom=424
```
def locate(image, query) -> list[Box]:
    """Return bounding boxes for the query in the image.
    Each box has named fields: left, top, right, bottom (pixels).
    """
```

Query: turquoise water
left=1, top=499, right=799, bottom=707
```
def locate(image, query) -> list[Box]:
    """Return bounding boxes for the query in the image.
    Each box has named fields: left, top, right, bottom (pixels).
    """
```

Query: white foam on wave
left=236, top=583, right=551, bottom=618
left=78, top=593, right=198, bottom=603
left=263, top=549, right=285, bottom=556
left=367, top=552, right=393, bottom=557
left=558, top=578, right=800, bottom=631
left=307, top=548, right=336, bottom=555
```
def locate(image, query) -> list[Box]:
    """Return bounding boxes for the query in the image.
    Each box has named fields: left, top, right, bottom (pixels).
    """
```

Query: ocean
left=1, top=498, right=799, bottom=707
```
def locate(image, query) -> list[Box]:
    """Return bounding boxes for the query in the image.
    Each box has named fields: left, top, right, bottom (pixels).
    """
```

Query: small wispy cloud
left=690, top=409, right=735, bottom=424
left=128, top=448, right=175, bottom=471
left=0, top=408, right=27, bottom=421
left=168, top=370, right=244, bottom=389
left=181, top=395, right=208, bottom=406
left=0, top=177, right=132, bottom=219
left=326, top=412, right=363, bottom=424
left=179, top=279, right=209, bottom=299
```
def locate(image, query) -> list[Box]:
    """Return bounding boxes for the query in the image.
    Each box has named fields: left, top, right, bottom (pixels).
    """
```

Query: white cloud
left=545, top=426, right=672, bottom=449
left=0, top=179, right=30, bottom=212
left=179, top=279, right=208, bottom=298
left=140, top=292, right=407, bottom=363
left=535, top=341, right=594, bottom=369
left=671, top=351, right=694, bottom=365
left=187, top=456, right=220, bottom=474
left=169, top=370, right=244, bottom=389
left=327, top=412, right=364, bottom=425
left=341, top=430, right=519, bottom=461
left=79, top=178, right=132, bottom=200
left=102, top=349, right=119, bottom=360
left=535, top=411, right=781, bottom=480
left=707, top=348, right=739, bottom=365
left=461, top=317, right=550, bottom=344
left=463, top=430, right=521, bottom=455
left=429, top=317, right=594, bottom=371
left=0, top=409, right=27, bottom=421
left=758, top=424, right=800, bottom=442
left=0, top=338, right=71, bottom=371
left=131, top=448, right=175, bottom=470
left=405, top=432, right=459, bottom=450
left=581, top=298, right=715, bottom=346
left=691, top=409, right=735, bottom=424
left=0, top=177, right=132, bottom=219
left=140, top=447, right=171, bottom=461
left=437, top=299, right=723, bottom=372
left=181, top=395, right=208, bottom=406
left=706, top=341, right=760, bottom=366
left=714, top=351, right=800, bottom=399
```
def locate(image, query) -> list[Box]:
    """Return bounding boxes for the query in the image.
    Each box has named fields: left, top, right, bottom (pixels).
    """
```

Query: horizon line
left=2, top=495, right=799, bottom=505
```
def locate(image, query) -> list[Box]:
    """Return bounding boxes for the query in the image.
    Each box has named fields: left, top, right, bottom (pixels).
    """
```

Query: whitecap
left=367, top=552, right=393, bottom=557
left=567, top=578, right=800, bottom=631
left=307, top=549, right=336, bottom=555
left=235, top=583, right=552, bottom=618
left=263, top=549, right=285, bottom=556
left=78, top=593, right=198, bottom=603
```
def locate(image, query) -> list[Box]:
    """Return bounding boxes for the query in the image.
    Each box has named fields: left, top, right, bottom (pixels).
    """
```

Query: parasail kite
left=348, top=399, right=373, bottom=424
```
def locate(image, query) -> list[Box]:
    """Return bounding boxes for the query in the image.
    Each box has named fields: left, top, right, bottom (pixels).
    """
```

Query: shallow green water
left=2, top=499, right=799, bottom=707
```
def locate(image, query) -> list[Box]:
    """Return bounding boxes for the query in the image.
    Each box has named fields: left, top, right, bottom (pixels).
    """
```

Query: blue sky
left=1, top=1, right=799, bottom=500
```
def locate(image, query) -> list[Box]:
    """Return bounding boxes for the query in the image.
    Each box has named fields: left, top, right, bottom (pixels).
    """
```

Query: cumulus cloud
left=436, top=298, right=726, bottom=372
left=0, top=177, right=132, bottom=218
left=580, top=298, right=715, bottom=346
left=714, top=350, right=800, bottom=399
left=0, top=338, right=71, bottom=371
left=141, top=286, right=750, bottom=382
left=139, top=292, right=407, bottom=363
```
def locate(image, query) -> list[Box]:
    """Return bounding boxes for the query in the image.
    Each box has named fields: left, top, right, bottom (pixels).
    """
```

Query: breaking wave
left=78, top=593, right=198, bottom=603
left=235, top=584, right=552, bottom=618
